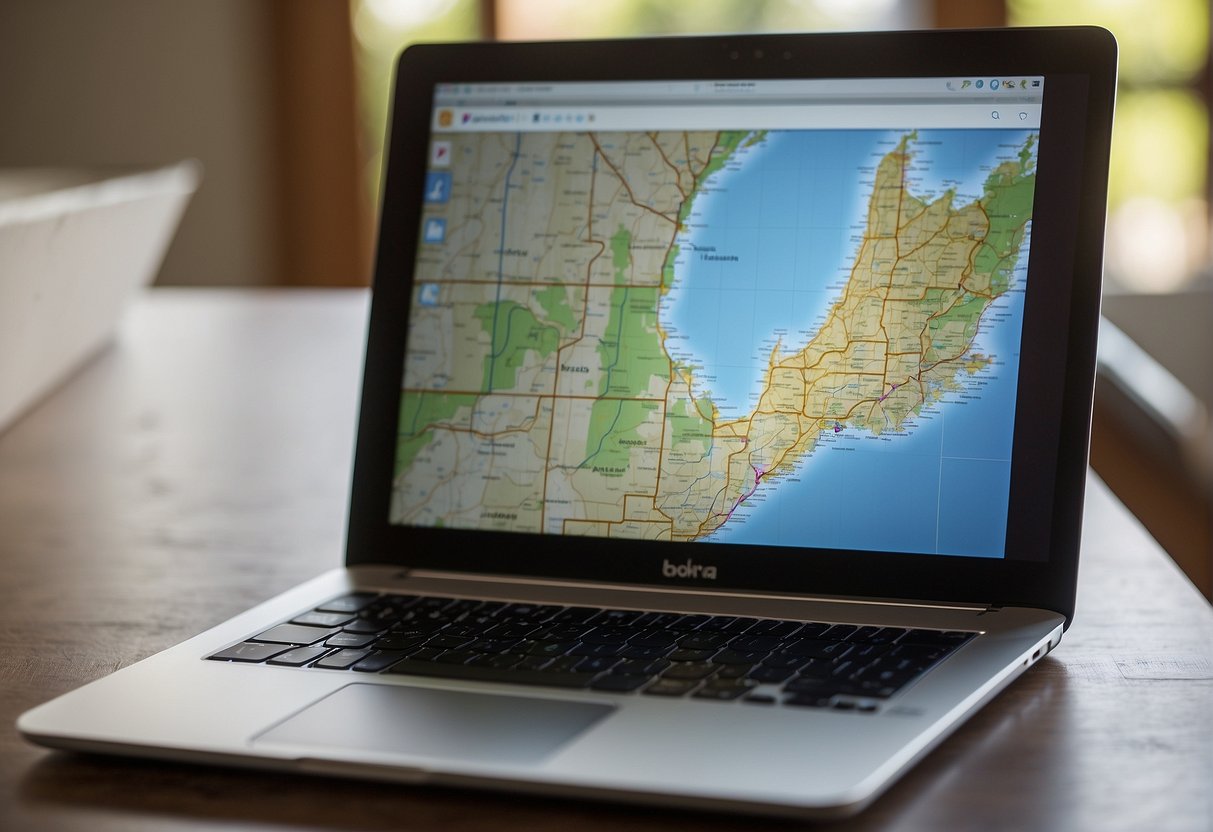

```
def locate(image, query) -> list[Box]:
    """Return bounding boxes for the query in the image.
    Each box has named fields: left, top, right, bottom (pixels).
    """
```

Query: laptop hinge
left=376, top=567, right=992, bottom=613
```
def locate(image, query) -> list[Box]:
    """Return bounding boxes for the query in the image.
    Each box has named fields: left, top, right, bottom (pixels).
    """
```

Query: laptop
left=18, top=27, right=1116, bottom=819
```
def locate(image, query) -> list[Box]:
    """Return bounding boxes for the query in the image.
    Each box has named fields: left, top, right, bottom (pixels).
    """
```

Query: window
left=349, top=0, right=928, bottom=213
left=351, top=0, right=1213, bottom=294
left=1010, top=0, right=1211, bottom=292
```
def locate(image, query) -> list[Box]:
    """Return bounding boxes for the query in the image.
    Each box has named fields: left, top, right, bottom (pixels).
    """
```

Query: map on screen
left=392, top=125, right=1036, bottom=558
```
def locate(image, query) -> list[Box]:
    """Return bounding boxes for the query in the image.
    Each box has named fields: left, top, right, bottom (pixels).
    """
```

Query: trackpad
left=254, top=683, right=613, bottom=766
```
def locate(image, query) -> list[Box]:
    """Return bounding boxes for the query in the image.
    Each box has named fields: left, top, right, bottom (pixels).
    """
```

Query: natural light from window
left=351, top=0, right=1212, bottom=294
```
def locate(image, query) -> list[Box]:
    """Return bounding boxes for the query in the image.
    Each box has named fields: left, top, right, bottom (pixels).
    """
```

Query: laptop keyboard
left=208, top=593, right=974, bottom=711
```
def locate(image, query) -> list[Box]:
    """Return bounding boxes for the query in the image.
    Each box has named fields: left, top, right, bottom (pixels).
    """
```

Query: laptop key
left=356, top=604, right=403, bottom=629
left=849, top=643, right=891, bottom=664
left=540, top=655, right=584, bottom=674
left=569, top=643, right=624, bottom=658
left=466, top=652, right=524, bottom=669
left=499, top=603, right=563, bottom=623
left=342, top=619, right=391, bottom=635
left=442, top=599, right=484, bottom=617
left=580, top=627, right=632, bottom=645
left=711, top=649, right=769, bottom=665
left=532, top=624, right=594, bottom=641
left=762, top=652, right=811, bottom=670
left=390, top=616, right=448, bottom=634
left=375, top=634, right=429, bottom=652
left=442, top=622, right=494, bottom=638
left=784, top=676, right=838, bottom=695
left=209, top=642, right=291, bottom=662
left=313, top=648, right=372, bottom=669
left=549, top=607, right=599, bottom=624
left=830, top=660, right=857, bottom=678
left=886, top=643, right=951, bottom=665
left=325, top=632, right=377, bottom=649
left=745, top=620, right=801, bottom=638
left=620, top=645, right=673, bottom=660
left=782, top=639, right=850, bottom=659
left=315, top=593, right=378, bottom=614
left=483, top=622, right=541, bottom=639
left=698, top=616, right=756, bottom=634
left=632, top=612, right=686, bottom=630
left=524, top=639, right=576, bottom=657
left=748, top=665, right=796, bottom=684
left=470, top=638, right=524, bottom=654
left=628, top=629, right=680, bottom=648
left=251, top=624, right=342, bottom=645
left=662, top=662, right=715, bottom=680
left=783, top=694, right=834, bottom=708
left=667, top=648, right=717, bottom=662
left=291, top=611, right=354, bottom=628
left=844, top=626, right=886, bottom=643
left=864, top=627, right=907, bottom=644
left=574, top=656, right=619, bottom=674
left=643, top=678, right=700, bottom=697
left=592, top=609, right=643, bottom=627
left=590, top=674, right=648, bottom=693
left=743, top=694, right=777, bottom=705
left=435, top=650, right=476, bottom=665
left=727, top=635, right=782, bottom=653
left=854, top=680, right=900, bottom=698
left=414, top=596, right=456, bottom=612
left=351, top=650, right=409, bottom=672
left=790, top=622, right=831, bottom=639
left=676, top=632, right=727, bottom=651
left=266, top=646, right=330, bottom=666
left=613, top=658, right=670, bottom=676
left=795, top=658, right=837, bottom=679
left=671, top=614, right=711, bottom=630
left=693, top=682, right=755, bottom=701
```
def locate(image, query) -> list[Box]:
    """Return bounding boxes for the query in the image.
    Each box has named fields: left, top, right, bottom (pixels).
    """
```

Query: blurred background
left=1, top=0, right=1209, bottom=594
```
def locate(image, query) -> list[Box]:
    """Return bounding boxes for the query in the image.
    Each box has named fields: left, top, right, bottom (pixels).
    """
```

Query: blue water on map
left=660, top=129, right=1035, bottom=557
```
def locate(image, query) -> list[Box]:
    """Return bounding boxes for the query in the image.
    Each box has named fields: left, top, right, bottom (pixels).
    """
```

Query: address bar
left=435, top=103, right=1043, bottom=133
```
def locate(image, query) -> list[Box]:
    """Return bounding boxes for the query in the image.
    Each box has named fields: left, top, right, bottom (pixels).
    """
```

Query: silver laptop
left=18, top=28, right=1116, bottom=819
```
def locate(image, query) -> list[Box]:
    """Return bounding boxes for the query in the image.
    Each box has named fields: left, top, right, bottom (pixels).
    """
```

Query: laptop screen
left=392, top=76, right=1044, bottom=560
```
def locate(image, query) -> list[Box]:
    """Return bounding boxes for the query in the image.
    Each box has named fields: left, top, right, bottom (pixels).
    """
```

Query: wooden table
left=2, top=289, right=1210, bottom=832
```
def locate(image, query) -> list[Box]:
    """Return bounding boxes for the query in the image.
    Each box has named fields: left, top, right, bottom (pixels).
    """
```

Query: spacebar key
left=384, top=659, right=595, bottom=689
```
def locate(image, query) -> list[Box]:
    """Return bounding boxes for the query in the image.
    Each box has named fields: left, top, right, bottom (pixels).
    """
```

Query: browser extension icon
left=424, top=172, right=451, bottom=204
left=423, top=218, right=446, bottom=244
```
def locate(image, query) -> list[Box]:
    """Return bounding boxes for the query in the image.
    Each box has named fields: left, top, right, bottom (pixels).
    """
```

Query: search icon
left=991, top=111, right=1000, bottom=120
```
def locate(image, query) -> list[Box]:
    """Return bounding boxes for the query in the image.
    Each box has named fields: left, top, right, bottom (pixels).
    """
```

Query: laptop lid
left=347, top=28, right=1116, bottom=625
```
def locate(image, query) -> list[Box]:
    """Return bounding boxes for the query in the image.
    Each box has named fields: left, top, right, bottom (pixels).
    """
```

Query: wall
left=0, top=1, right=282, bottom=286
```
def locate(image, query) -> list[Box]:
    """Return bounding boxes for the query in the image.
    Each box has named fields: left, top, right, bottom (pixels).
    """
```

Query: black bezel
left=347, top=28, right=1116, bottom=627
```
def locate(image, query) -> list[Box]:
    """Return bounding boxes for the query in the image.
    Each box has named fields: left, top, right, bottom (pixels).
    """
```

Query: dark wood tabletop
left=2, top=288, right=1210, bottom=832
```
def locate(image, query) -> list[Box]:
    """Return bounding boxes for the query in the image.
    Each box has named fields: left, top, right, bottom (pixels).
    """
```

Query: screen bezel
left=347, top=28, right=1116, bottom=627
